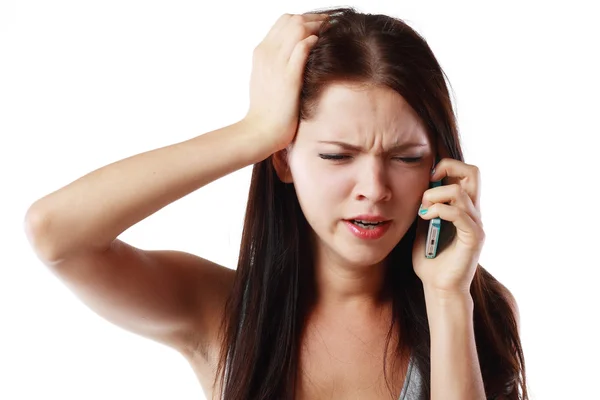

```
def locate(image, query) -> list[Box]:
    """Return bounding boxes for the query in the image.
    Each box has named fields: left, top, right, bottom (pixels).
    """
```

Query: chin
left=339, top=245, right=391, bottom=268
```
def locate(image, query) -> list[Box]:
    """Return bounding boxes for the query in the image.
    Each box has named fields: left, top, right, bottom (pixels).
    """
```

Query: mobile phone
left=425, top=157, right=442, bottom=259
left=425, top=179, right=442, bottom=259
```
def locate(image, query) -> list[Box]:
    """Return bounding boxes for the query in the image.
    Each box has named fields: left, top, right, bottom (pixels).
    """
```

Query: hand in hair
left=244, top=13, right=328, bottom=153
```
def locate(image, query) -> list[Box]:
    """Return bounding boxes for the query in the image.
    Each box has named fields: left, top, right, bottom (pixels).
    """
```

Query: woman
left=24, top=7, right=527, bottom=400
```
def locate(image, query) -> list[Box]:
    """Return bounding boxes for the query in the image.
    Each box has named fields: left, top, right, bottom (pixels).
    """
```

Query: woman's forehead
left=302, top=83, right=428, bottom=140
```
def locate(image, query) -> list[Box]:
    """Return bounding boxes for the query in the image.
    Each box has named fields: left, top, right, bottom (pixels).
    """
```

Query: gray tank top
left=398, top=353, right=424, bottom=399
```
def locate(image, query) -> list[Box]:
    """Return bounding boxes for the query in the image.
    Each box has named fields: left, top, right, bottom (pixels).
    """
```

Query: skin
left=274, top=82, right=435, bottom=318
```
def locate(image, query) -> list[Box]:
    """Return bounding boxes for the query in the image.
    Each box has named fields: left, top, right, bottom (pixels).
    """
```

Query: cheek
left=293, top=185, right=333, bottom=238
left=293, top=170, right=339, bottom=215
left=290, top=165, right=348, bottom=233
left=395, top=174, right=429, bottom=195
left=291, top=157, right=349, bottom=198
left=390, top=172, right=431, bottom=208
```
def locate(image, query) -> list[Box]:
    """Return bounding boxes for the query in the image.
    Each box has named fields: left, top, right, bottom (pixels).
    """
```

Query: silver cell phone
left=425, top=156, right=442, bottom=259
left=425, top=178, right=442, bottom=259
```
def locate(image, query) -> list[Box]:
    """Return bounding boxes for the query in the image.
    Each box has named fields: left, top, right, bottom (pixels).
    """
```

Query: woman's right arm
left=23, top=120, right=275, bottom=357
left=23, top=12, right=328, bottom=359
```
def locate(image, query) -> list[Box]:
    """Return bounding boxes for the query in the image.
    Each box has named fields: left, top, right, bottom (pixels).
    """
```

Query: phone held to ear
left=425, top=178, right=442, bottom=259
left=425, top=156, right=442, bottom=259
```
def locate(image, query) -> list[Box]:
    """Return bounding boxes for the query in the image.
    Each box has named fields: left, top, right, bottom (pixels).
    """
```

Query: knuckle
left=453, top=205, right=463, bottom=218
left=451, top=183, right=464, bottom=197
left=298, top=38, right=313, bottom=52
left=252, top=45, right=266, bottom=61
left=290, top=14, right=305, bottom=24
left=475, top=209, right=483, bottom=221
left=421, top=191, right=430, bottom=203
left=290, top=23, right=307, bottom=39
left=477, top=228, right=486, bottom=243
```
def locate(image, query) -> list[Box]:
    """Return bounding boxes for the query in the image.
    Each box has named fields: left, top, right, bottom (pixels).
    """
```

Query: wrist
left=236, top=118, right=281, bottom=160
left=424, top=287, right=473, bottom=306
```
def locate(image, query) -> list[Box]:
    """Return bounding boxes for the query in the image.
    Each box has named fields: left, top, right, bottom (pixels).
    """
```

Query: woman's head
left=218, top=7, right=527, bottom=400
left=271, top=8, right=461, bottom=277
left=274, top=82, right=434, bottom=275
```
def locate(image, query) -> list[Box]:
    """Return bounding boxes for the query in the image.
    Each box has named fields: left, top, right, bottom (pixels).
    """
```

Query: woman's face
left=283, top=83, right=435, bottom=269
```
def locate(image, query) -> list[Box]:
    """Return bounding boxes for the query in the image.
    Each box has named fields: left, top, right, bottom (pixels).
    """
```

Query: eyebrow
left=317, top=140, right=428, bottom=153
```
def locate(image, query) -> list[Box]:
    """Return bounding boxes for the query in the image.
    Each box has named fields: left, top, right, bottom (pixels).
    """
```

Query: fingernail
left=430, top=167, right=436, bottom=176
left=419, top=204, right=428, bottom=215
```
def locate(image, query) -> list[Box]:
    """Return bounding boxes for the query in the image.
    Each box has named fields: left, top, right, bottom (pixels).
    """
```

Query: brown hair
left=215, top=7, right=528, bottom=399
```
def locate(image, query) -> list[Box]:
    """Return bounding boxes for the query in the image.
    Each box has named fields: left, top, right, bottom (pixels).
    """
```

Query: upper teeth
left=355, top=220, right=382, bottom=224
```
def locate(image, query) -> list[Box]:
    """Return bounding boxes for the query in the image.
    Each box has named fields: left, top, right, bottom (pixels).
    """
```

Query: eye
left=319, top=154, right=350, bottom=161
left=393, top=156, right=423, bottom=163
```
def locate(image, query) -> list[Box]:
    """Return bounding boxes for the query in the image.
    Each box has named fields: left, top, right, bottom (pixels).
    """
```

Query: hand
left=412, top=158, right=485, bottom=295
left=244, top=13, right=329, bottom=153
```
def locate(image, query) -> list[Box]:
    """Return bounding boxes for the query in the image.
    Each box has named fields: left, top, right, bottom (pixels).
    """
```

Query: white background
left=1, top=1, right=598, bottom=399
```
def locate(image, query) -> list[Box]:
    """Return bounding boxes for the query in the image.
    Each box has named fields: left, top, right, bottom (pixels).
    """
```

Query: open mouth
left=347, top=219, right=391, bottom=229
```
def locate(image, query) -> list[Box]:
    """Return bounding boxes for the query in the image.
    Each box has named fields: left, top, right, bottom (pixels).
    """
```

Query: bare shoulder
left=38, top=238, right=236, bottom=359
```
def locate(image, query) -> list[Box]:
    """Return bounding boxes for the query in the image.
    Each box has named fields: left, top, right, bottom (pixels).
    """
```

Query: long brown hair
left=215, top=7, right=528, bottom=400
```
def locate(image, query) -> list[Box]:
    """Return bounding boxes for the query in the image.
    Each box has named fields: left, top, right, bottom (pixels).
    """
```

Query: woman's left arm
left=425, top=289, right=486, bottom=400
left=412, top=158, right=520, bottom=399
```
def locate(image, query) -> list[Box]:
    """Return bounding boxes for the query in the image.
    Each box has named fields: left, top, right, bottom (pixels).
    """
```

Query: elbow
left=24, top=205, right=64, bottom=264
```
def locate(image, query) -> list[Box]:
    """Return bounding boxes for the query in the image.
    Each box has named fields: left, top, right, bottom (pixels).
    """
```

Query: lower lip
left=343, top=220, right=392, bottom=240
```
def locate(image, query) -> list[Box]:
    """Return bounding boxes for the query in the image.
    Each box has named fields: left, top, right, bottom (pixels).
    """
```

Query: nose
left=355, top=158, right=392, bottom=202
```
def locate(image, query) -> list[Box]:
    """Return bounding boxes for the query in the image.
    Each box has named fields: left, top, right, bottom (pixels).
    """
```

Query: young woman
left=24, top=7, right=527, bottom=400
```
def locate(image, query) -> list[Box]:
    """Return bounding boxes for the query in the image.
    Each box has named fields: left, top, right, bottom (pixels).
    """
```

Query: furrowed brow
left=317, top=140, right=428, bottom=153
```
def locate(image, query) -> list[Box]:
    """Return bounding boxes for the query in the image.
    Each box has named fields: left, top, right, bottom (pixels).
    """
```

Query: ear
left=272, top=148, right=294, bottom=183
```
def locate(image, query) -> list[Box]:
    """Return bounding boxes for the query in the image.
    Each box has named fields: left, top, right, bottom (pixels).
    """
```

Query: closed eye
left=319, top=154, right=350, bottom=161
left=319, top=154, right=423, bottom=163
